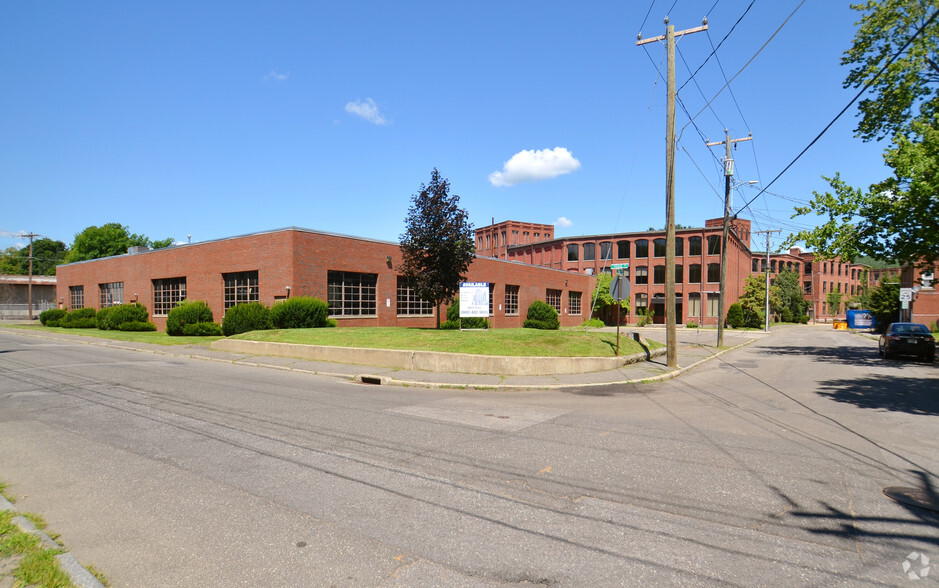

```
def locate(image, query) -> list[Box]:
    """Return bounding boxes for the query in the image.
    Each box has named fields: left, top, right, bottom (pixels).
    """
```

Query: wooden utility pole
left=754, top=229, right=780, bottom=332
left=706, top=130, right=752, bottom=348
left=22, top=232, right=41, bottom=320
left=638, top=17, right=707, bottom=368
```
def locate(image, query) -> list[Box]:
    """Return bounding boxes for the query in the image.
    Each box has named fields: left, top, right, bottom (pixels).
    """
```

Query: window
left=505, top=285, right=519, bottom=315
left=489, top=283, right=495, bottom=316
left=752, top=258, right=759, bottom=272
left=635, top=239, right=649, bottom=258
left=99, top=282, right=123, bottom=308
left=512, top=230, right=519, bottom=244
left=675, top=237, right=684, bottom=257
left=804, top=281, right=812, bottom=294
left=653, top=265, right=666, bottom=284
left=761, top=259, right=767, bottom=272
left=523, top=231, right=530, bottom=243
left=688, top=292, right=701, bottom=318
left=707, top=263, right=720, bottom=283
left=583, top=243, right=596, bottom=261
left=771, top=260, right=777, bottom=273
left=674, top=264, right=683, bottom=283
left=851, top=284, right=855, bottom=295
left=600, top=242, right=612, bottom=261
left=837, top=282, right=841, bottom=293
left=707, top=235, right=721, bottom=255
left=688, top=264, right=702, bottom=283
left=396, top=276, right=433, bottom=316
left=838, top=263, right=842, bottom=276
left=327, top=271, right=377, bottom=316
left=69, top=285, right=84, bottom=310
left=823, top=282, right=827, bottom=293
left=795, top=263, right=800, bottom=274
left=635, top=292, right=648, bottom=312
left=706, top=294, right=720, bottom=317
left=653, top=238, right=666, bottom=257
left=823, top=263, right=828, bottom=274
left=223, top=271, right=259, bottom=311
left=617, top=240, right=630, bottom=258
left=635, top=266, right=648, bottom=285
left=688, top=236, right=702, bottom=256
left=804, top=262, right=812, bottom=274
left=567, top=244, right=579, bottom=262
left=153, top=277, right=187, bottom=316
left=546, top=289, right=562, bottom=314
left=501, top=231, right=506, bottom=246
left=569, top=291, right=582, bottom=316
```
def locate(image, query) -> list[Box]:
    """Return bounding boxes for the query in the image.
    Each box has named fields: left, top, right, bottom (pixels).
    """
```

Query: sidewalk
left=0, top=325, right=769, bottom=389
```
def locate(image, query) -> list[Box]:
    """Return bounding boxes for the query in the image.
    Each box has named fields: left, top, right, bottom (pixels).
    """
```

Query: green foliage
left=439, top=319, right=460, bottom=330
left=774, top=268, right=808, bottom=318
left=96, top=306, right=112, bottom=329
left=636, top=307, right=654, bottom=327
left=0, top=239, right=68, bottom=275
left=66, top=223, right=173, bottom=263
left=61, top=307, right=97, bottom=328
left=105, top=303, right=150, bottom=330
left=726, top=303, right=744, bottom=328
left=270, top=297, right=330, bottom=329
left=398, top=168, right=475, bottom=328
left=581, top=318, right=605, bottom=328
left=181, top=322, right=223, bottom=336
left=780, top=308, right=794, bottom=323
left=325, top=318, right=337, bottom=328
left=222, top=302, right=273, bottom=336
left=39, top=308, right=67, bottom=326
left=116, top=321, right=157, bottom=331
left=826, top=291, right=845, bottom=316
left=685, top=321, right=699, bottom=328
left=738, top=275, right=782, bottom=323
left=523, top=300, right=560, bottom=330
left=799, top=315, right=810, bottom=324
left=166, top=300, right=215, bottom=336
left=868, top=276, right=901, bottom=333
left=744, top=308, right=764, bottom=329
left=589, top=274, right=630, bottom=317
left=445, top=297, right=489, bottom=329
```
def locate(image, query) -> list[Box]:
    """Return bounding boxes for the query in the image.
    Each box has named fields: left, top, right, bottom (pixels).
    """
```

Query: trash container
left=846, top=309, right=874, bottom=329
left=833, top=320, right=848, bottom=330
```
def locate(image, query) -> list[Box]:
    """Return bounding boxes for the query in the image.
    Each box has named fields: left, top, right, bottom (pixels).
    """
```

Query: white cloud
left=555, top=216, right=573, bottom=228
left=345, top=98, right=388, bottom=125
left=488, top=147, right=581, bottom=187
left=263, top=69, right=290, bottom=82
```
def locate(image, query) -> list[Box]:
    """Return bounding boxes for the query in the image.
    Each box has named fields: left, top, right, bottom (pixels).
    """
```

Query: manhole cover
left=883, top=487, right=939, bottom=513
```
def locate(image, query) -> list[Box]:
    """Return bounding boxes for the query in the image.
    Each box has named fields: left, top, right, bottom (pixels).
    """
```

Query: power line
left=678, top=0, right=755, bottom=93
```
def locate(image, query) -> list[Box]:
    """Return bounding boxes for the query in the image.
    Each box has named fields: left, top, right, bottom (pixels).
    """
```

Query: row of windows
left=821, top=282, right=861, bottom=296
left=628, top=263, right=721, bottom=284
left=478, top=229, right=550, bottom=249
left=634, top=292, right=722, bottom=317
left=752, top=259, right=802, bottom=274
left=564, top=236, right=721, bottom=262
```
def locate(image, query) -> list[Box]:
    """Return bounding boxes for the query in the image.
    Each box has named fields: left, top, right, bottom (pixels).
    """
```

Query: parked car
left=879, top=323, right=936, bottom=361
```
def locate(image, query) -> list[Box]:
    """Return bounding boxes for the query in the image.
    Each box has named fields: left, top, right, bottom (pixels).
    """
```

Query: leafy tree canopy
left=773, top=268, right=808, bottom=318
left=67, top=223, right=172, bottom=263
left=398, top=169, right=475, bottom=327
left=0, top=239, right=68, bottom=275
left=590, top=273, right=630, bottom=314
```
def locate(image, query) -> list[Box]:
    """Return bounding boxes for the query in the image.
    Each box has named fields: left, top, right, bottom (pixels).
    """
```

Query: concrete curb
left=0, top=494, right=105, bottom=588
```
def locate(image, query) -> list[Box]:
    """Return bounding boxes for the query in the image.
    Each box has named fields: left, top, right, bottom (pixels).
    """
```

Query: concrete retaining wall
left=210, top=338, right=659, bottom=376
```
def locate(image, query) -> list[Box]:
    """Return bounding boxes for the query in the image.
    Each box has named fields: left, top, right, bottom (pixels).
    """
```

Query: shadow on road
left=816, top=374, right=939, bottom=416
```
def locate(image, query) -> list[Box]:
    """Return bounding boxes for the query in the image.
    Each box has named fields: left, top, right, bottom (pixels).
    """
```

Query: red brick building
left=55, top=228, right=594, bottom=332
left=475, top=217, right=754, bottom=327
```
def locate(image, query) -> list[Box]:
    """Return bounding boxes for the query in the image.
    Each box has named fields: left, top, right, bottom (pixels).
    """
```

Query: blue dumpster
left=846, top=309, right=875, bottom=329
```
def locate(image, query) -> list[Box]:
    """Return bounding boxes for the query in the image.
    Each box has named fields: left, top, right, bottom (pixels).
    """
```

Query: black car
left=879, top=323, right=936, bottom=361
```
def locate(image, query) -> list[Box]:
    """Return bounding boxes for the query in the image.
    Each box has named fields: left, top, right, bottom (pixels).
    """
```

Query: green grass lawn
left=236, top=327, right=660, bottom=357
left=3, top=323, right=661, bottom=357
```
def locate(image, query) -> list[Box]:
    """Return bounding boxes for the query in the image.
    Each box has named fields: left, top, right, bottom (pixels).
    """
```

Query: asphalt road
left=0, top=327, right=936, bottom=586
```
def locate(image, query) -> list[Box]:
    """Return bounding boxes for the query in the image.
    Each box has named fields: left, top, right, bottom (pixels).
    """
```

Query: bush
left=181, top=322, right=223, bottom=336
left=686, top=321, right=699, bottom=328
left=780, top=307, right=793, bottom=323
left=524, top=300, right=559, bottom=330
left=61, top=307, right=98, bottom=329
left=799, top=315, right=810, bottom=324
left=39, top=308, right=67, bottom=327
left=446, top=297, right=489, bottom=329
left=439, top=319, right=460, bottom=330
left=581, top=318, right=605, bottom=328
left=106, top=303, right=150, bottom=330
left=744, top=308, right=764, bottom=328
left=116, top=321, right=156, bottom=332
left=325, top=318, right=337, bottom=328
left=637, top=307, right=655, bottom=327
left=726, top=303, right=744, bottom=329
left=96, top=307, right=113, bottom=329
left=222, top=302, right=273, bottom=336
left=270, top=297, right=330, bottom=329
left=931, top=321, right=939, bottom=333
left=167, top=300, right=215, bottom=336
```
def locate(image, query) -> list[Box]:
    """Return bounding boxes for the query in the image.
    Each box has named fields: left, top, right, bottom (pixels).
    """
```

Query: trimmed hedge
left=62, top=307, right=98, bottom=329
left=167, top=300, right=215, bottom=336
left=182, top=322, right=223, bottom=336
left=106, top=303, right=150, bottom=330
left=523, top=300, right=559, bottom=330
left=726, top=303, right=744, bottom=328
left=222, top=302, right=273, bottom=336
left=116, top=321, right=156, bottom=332
left=270, top=297, right=330, bottom=329
left=96, top=307, right=113, bottom=329
left=39, top=308, right=67, bottom=327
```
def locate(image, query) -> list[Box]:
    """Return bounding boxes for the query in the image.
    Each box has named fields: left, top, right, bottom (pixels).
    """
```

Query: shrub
left=780, top=307, right=793, bottom=323
left=439, top=319, right=460, bottom=330
left=106, top=303, right=150, bottom=330
left=524, top=300, right=559, bottom=330
left=222, top=302, right=273, bottom=336
left=96, top=307, right=113, bottom=330
left=181, top=322, right=223, bottom=336
left=799, top=315, right=810, bottom=324
left=116, top=321, right=156, bottom=332
left=726, top=303, right=744, bottom=329
left=39, top=308, right=67, bottom=327
left=931, top=321, right=939, bottom=333
left=167, top=300, right=215, bottom=336
left=446, top=297, right=489, bottom=329
left=62, top=307, right=98, bottom=329
left=581, top=318, right=605, bottom=328
left=637, top=307, right=655, bottom=327
left=325, top=318, right=338, bottom=328
left=270, top=297, right=329, bottom=329
left=686, top=321, right=699, bottom=328
left=744, top=308, right=764, bottom=328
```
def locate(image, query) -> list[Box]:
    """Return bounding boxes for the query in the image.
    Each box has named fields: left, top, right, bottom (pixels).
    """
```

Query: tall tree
left=0, top=239, right=68, bottom=275
left=788, top=1, right=939, bottom=271
left=774, top=268, right=808, bottom=318
left=399, top=168, right=475, bottom=328
left=67, top=223, right=172, bottom=263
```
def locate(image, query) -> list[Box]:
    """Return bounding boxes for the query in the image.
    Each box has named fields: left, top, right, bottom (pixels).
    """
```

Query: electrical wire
left=678, top=0, right=756, bottom=93
left=638, top=0, right=658, bottom=35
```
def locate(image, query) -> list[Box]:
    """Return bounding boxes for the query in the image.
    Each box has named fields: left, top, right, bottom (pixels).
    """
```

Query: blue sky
left=1, top=1, right=893, bottom=256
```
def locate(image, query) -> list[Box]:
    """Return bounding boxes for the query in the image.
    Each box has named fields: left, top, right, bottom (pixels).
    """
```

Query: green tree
left=0, top=239, right=68, bottom=275
left=774, top=268, right=808, bottom=318
left=589, top=273, right=630, bottom=324
left=398, top=169, right=475, bottom=328
left=788, top=1, right=939, bottom=271
left=0, top=247, right=22, bottom=275
left=67, top=223, right=172, bottom=263
left=737, top=275, right=782, bottom=326
left=868, top=276, right=901, bottom=332
left=826, top=291, right=845, bottom=317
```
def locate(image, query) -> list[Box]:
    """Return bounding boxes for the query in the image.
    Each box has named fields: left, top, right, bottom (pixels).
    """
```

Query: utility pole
left=706, top=130, right=752, bottom=348
left=22, top=232, right=41, bottom=321
left=754, top=229, right=780, bottom=332
left=638, top=16, right=707, bottom=368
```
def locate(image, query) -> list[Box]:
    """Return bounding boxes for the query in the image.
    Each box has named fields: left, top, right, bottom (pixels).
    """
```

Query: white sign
left=899, top=288, right=913, bottom=302
left=459, top=282, right=489, bottom=317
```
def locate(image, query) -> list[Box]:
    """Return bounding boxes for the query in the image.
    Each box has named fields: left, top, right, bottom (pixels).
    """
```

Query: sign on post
left=899, top=288, right=913, bottom=303
left=609, top=276, right=630, bottom=301
left=611, top=263, right=629, bottom=276
left=459, top=282, right=489, bottom=318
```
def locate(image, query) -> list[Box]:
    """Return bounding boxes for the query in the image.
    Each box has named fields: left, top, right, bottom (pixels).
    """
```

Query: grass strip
left=0, top=510, right=74, bottom=587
